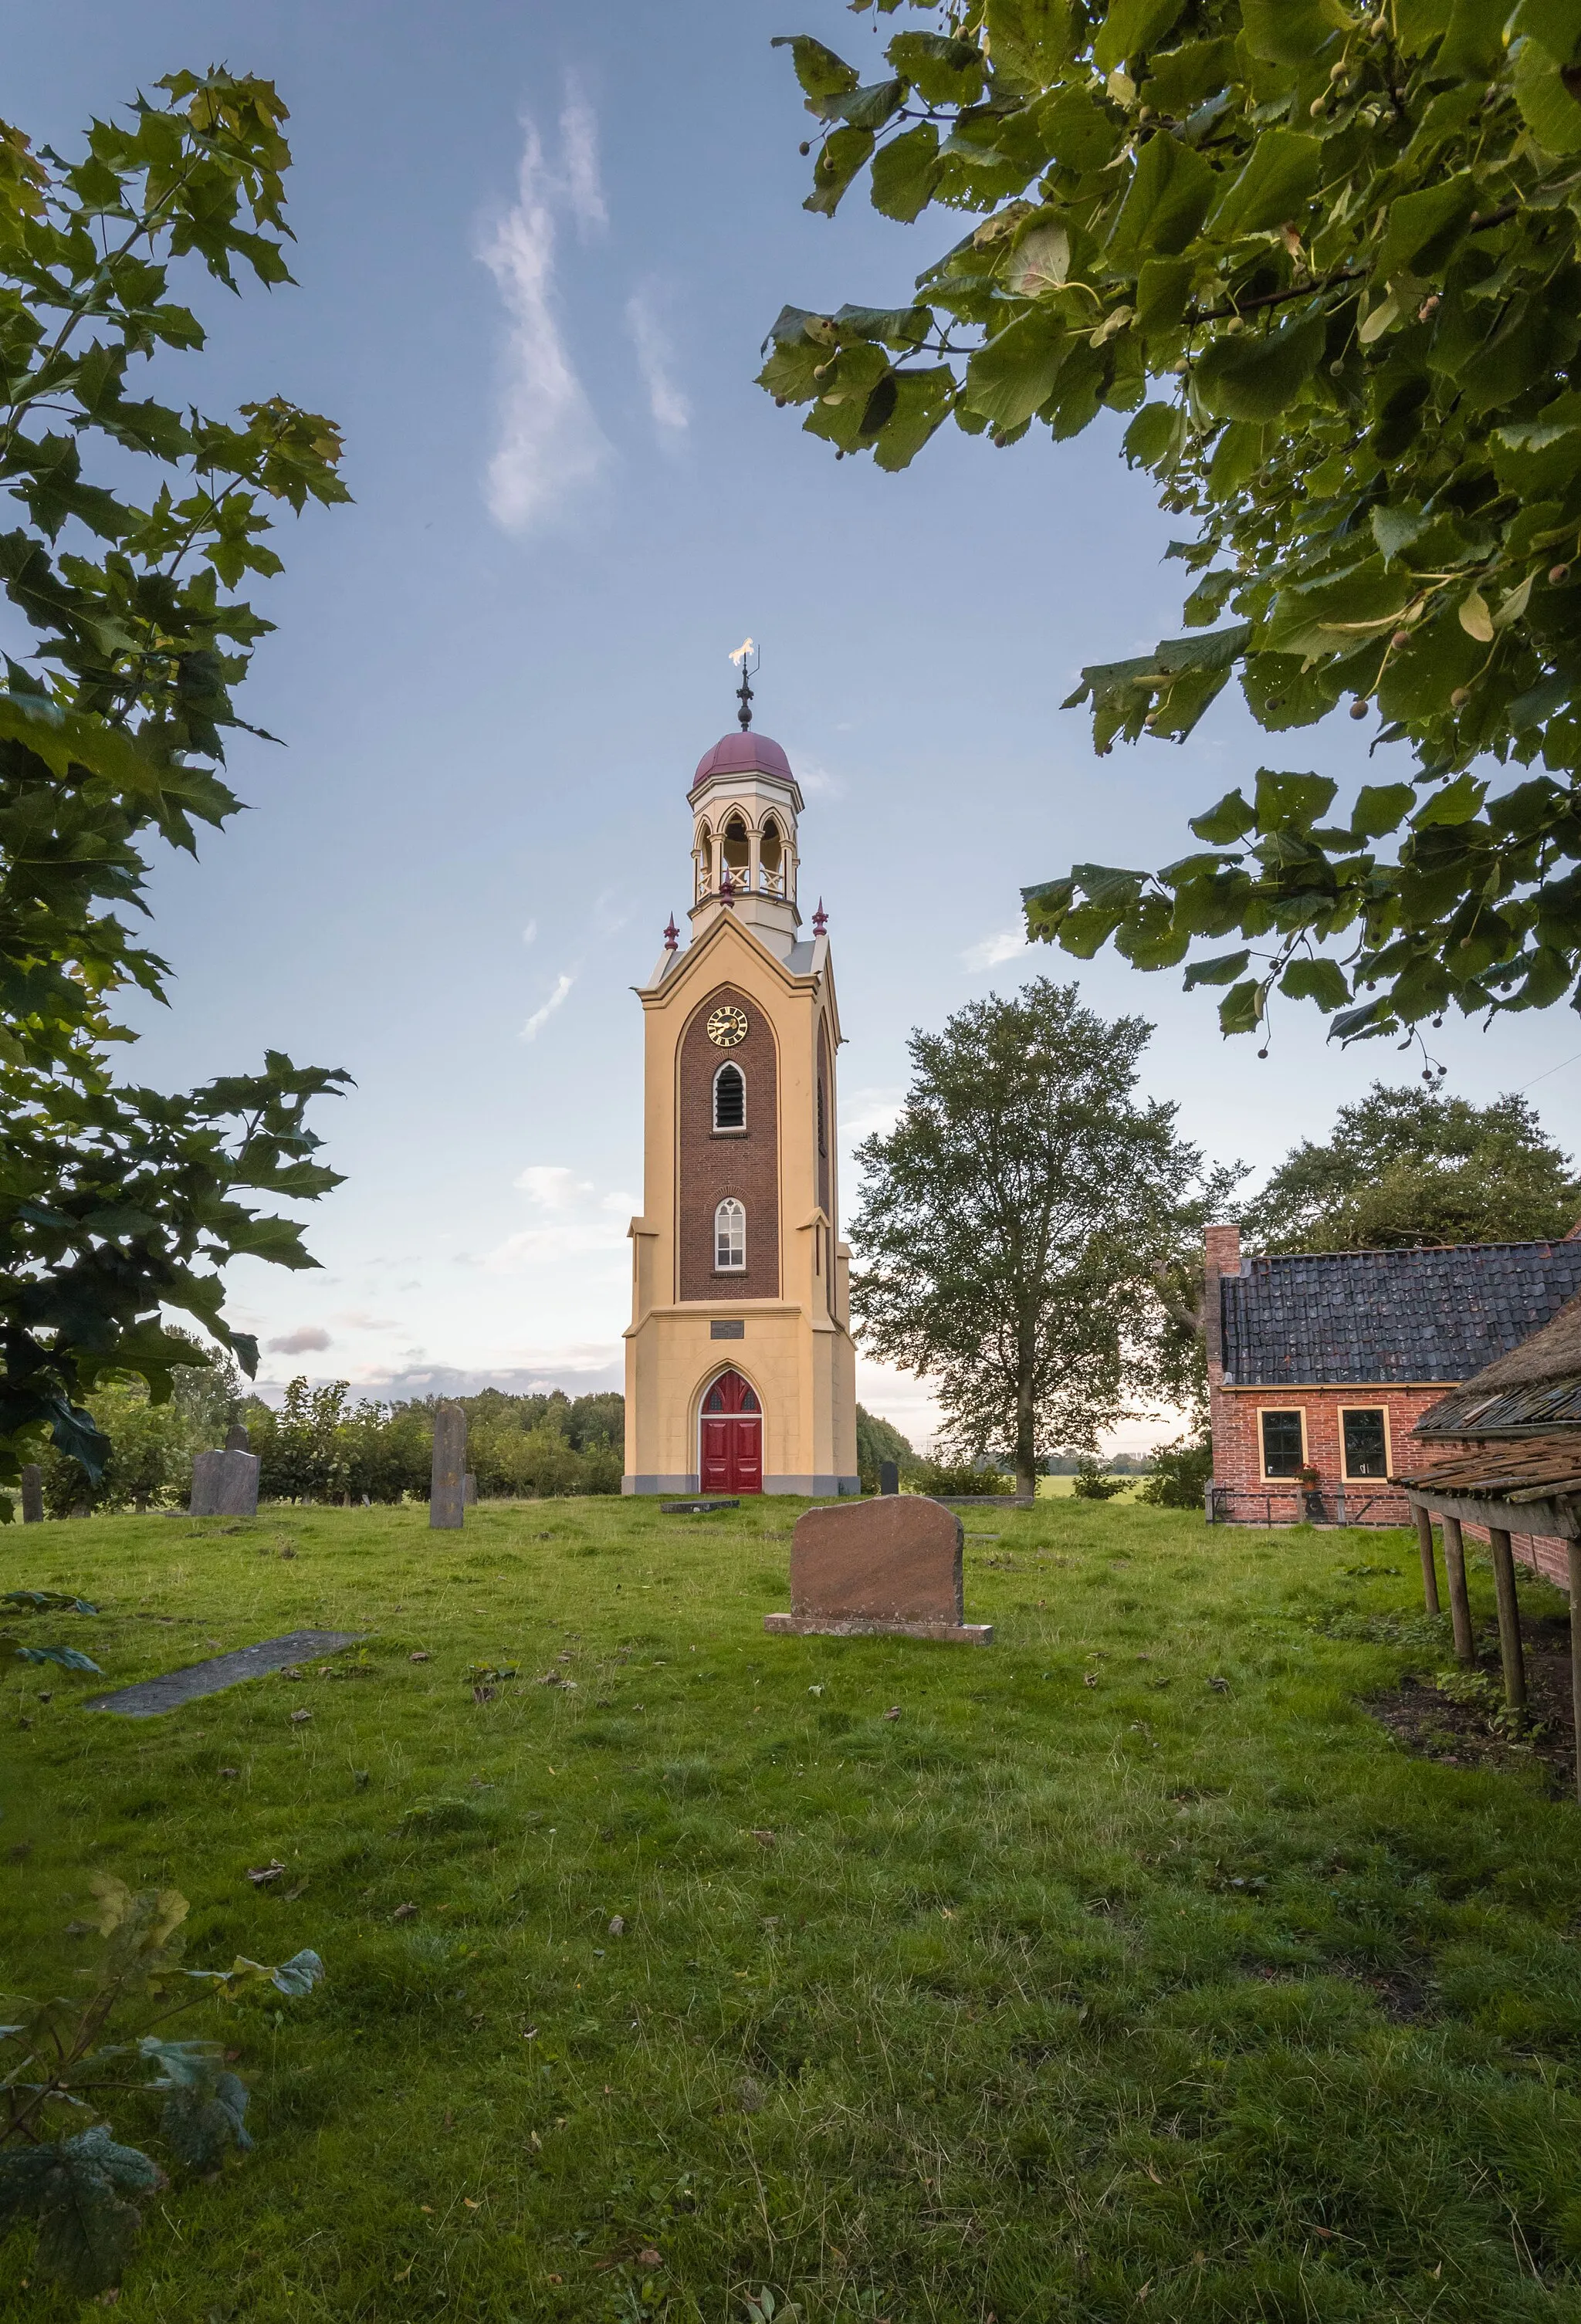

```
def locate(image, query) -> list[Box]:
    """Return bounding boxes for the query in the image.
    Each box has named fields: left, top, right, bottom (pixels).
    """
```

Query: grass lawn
left=7, top=1496, right=1581, bottom=2322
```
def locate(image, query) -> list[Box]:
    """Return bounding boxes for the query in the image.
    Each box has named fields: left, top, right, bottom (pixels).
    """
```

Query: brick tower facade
left=621, top=709, right=858, bottom=1497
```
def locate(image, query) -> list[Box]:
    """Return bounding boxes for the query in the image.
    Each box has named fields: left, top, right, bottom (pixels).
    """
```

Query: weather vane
left=728, top=636, right=758, bottom=730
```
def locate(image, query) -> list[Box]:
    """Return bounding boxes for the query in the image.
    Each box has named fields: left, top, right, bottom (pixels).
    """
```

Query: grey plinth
left=190, top=1449, right=260, bottom=1518
left=431, top=1402, right=466, bottom=1529
left=20, top=1464, right=42, bottom=1524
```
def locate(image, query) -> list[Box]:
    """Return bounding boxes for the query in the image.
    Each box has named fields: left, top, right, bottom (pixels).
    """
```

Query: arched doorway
left=699, top=1368, right=762, bottom=1494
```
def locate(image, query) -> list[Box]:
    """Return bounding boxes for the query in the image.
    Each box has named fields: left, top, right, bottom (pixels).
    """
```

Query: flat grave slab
left=765, top=1497, right=992, bottom=1644
left=83, top=1629, right=367, bottom=1718
left=662, top=1499, right=740, bottom=1515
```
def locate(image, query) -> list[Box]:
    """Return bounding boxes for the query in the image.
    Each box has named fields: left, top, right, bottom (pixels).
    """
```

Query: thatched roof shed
left=1415, top=1289, right=1581, bottom=1439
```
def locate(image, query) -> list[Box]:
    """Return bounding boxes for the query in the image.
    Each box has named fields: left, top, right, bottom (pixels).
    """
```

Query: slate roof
left=1218, top=1240, right=1581, bottom=1389
left=1415, top=1287, right=1581, bottom=1437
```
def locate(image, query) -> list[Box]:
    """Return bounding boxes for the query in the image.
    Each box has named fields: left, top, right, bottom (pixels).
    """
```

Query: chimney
left=1203, top=1223, right=1241, bottom=1382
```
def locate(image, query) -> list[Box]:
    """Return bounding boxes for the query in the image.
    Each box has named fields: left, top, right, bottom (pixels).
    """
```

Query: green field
left=6, top=1497, right=1581, bottom=2322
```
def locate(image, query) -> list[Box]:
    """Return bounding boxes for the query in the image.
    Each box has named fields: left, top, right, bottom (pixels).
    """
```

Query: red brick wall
left=678, top=983, right=780, bottom=1304
left=1209, top=1382, right=1451, bottom=1521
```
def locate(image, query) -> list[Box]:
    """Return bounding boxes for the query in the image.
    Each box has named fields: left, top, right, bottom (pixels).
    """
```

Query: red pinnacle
left=812, top=897, right=828, bottom=935
left=663, top=915, right=679, bottom=951
left=719, top=870, right=736, bottom=909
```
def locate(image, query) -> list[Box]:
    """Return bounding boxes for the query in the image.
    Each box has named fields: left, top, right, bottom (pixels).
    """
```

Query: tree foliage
left=847, top=978, right=1232, bottom=1495
left=1240, top=1077, right=1581, bottom=1249
left=0, top=68, right=350, bottom=1510
left=762, top=0, right=1581, bottom=1045
left=855, top=1402, right=922, bottom=1488
left=240, top=1382, right=625, bottom=1504
left=0, top=1873, right=321, bottom=2299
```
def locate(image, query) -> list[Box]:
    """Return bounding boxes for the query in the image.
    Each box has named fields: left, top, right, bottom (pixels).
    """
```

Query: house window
left=1342, top=1406, right=1390, bottom=1479
left=715, top=1197, right=746, bottom=1271
left=1260, top=1409, right=1305, bottom=1479
left=713, top=1062, right=745, bottom=1131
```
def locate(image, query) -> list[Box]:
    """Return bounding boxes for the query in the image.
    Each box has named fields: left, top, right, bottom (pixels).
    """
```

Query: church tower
left=622, top=677, right=858, bottom=1497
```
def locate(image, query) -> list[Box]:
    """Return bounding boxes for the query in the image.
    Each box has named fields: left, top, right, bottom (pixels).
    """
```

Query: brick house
left=1204, top=1223, right=1581, bottom=1525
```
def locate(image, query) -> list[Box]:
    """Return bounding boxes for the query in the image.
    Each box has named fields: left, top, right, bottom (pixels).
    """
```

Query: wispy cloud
left=521, top=918, right=538, bottom=946
left=478, top=101, right=611, bottom=536
left=963, top=926, right=1029, bottom=972
left=332, top=1309, right=400, bottom=1331
left=267, top=1324, right=333, bottom=1355
left=515, top=1164, right=591, bottom=1208
left=559, top=80, right=607, bottom=233
left=796, top=759, right=845, bottom=800
left=521, top=971, right=574, bottom=1041
left=486, top=1166, right=637, bottom=1271
left=626, top=287, right=689, bottom=438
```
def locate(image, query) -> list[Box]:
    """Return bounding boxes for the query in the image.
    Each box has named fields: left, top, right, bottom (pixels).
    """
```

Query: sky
left=10, top=1, right=1581, bottom=1454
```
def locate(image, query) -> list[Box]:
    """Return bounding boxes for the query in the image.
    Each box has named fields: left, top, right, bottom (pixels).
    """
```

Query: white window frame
left=715, top=1196, right=746, bottom=1272
left=1258, top=1405, right=1307, bottom=1481
left=1339, top=1403, right=1392, bottom=1482
left=713, top=1061, right=746, bottom=1134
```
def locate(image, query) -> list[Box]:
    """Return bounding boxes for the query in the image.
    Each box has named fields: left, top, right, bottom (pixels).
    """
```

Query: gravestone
left=463, top=1471, right=478, bottom=1506
left=190, top=1448, right=260, bottom=1518
left=765, top=1497, right=993, bottom=1643
left=84, top=1628, right=365, bottom=1717
left=225, top=1422, right=251, bottom=1453
left=431, top=1402, right=465, bottom=1530
left=879, top=1460, right=899, bottom=1497
left=19, top=1464, right=42, bottom=1524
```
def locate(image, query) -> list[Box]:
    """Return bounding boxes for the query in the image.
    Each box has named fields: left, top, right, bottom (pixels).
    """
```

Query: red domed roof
left=691, top=730, right=794, bottom=790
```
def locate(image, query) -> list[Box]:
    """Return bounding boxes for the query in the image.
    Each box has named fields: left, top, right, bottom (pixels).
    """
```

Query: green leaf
left=1189, top=789, right=1257, bottom=842
left=1279, top=956, right=1350, bottom=1010
left=1351, top=782, right=1415, bottom=838
left=1440, top=0, right=1515, bottom=75
left=1413, top=773, right=1488, bottom=825
left=872, top=366, right=957, bottom=468
left=1240, top=0, right=1347, bottom=64
left=1515, top=32, right=1581, bottom=154
left=963, top=310, right=1070, bottom=430
left=806, top=127, right=875, bottom=217
left=1122, top=400, right=1188, bottom=469
left=1218, top=977, right=1267, bottom=1034
left=1204, top=130, right=1322, bottom=241
left=1193, top=311, right=1326, bottom=421
left=1183, top=948, right=1251, bottom=986
left=1512, top=0, right=1581, bottom=62
left=32, top=2128, right=163, bottom=2298
left=1106, top=132, right=1216, bottom=269
left=1254, top=770, right=1338, bottom=830
left=870, top=123, right=942, bottom=221
left=887, top=31, right=987, bottom=104
left=986, top=0, right=1075, bottom=83
left=14, top=1642, right=101, bottom=1671
left=271, top=1947, right=326, bottom=1996
left=771, top=36, right=860, bottom=103
left=1135, top=255, right=1195, bottom=333
left=1093, top=0, right=1185, bottom=72
left=1373, top=174, right=1478, bottom=283
left=1371, top=506, right=1428, bottom=561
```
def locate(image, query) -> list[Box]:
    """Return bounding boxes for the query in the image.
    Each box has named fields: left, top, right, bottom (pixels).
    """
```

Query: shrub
left=1140, top=1435, right=1214, bottom=1510
left=912, top=1459, right=1010, bottom=1497
left=1072, top=1458, right=1126, bottom=1500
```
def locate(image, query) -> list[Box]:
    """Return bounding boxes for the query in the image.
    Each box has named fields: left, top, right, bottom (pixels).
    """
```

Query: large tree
left=1241, top=1078, right=1581, bottom=1250
left=848, top=977, right=1231, bottom=1494
left=761, top=0, right=1581, bottom=1049
left=0, top=71, right=350, bottom=1507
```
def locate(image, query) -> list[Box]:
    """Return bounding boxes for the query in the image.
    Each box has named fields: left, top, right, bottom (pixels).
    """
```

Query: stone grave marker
left=19, top=1464, right=42, bottom=1524
left=879, top=1459, right=899, bottom=1497
left=85, top=1628, right=366, bottom=1717
left=463, top=1471, right=478, bottom=1506
left=190, top=1448, right=260, bottom=1519
left=431, top=1402, right=465, bottom=1529
left=765, top=1496, right=992, bottom=1643
left=225, top=1422, right=251, bottom=1453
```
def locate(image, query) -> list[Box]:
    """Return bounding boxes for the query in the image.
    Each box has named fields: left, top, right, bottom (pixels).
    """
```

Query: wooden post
left=1413, top=1505, right=1441, bottom=1616
left=1569, top=1540, right=1581, bottom=1808
left=1488, top=1527, right=1527, bottom=1717
left=1441, top=1514, right=1474, bottom=1666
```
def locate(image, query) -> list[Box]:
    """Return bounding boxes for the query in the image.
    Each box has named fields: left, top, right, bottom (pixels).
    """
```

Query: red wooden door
left=699, top=1369, right=763, bottom=1494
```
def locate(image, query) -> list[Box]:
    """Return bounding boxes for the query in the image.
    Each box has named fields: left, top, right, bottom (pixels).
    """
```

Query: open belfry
left=623, top=658, right=858, bottom=1497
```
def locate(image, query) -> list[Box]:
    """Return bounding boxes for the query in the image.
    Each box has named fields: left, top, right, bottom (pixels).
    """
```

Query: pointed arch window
left=713, top=1061, right=746, bottom=1132
left=715, top=1197, right=746, bottom=1271
left=759, top=815, right=784, bottom=896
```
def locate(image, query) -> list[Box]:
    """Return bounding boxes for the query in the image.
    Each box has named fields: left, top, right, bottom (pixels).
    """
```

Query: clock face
left=706, top=1003, right=749, bottom=1050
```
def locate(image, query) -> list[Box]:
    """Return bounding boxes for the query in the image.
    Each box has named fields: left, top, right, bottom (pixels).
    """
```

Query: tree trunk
left=1014, top=1364, right=1036, bottom=1502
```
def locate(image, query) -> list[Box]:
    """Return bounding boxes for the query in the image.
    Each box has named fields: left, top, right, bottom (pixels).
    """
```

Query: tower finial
left=663, top=913, right=679, bottom=952
left=728, top=636, right=757, bottom=731
left=813, top=897, right=828, bottom=935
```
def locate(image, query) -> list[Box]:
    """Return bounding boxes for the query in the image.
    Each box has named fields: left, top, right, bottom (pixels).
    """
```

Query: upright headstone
left=431, top=1402, right=466, bottom=1530
left=463, top=1471, right=478, bottom=1506
left=19, top=1464, right=43, bottom=1524
left=190, top=1449, right=261, bottom=1518
left=225, top=1422, right=251, bottom=1453
left=765, top=1497, right=992, bottom=1643
left=879, top=1460, right=899, bottom=1497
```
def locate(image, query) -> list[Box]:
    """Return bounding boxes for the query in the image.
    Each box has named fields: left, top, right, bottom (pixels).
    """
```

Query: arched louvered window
left=714, top=1062, right=746, bottom=1131
left=715, top=1197, right=746, bottom=1271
